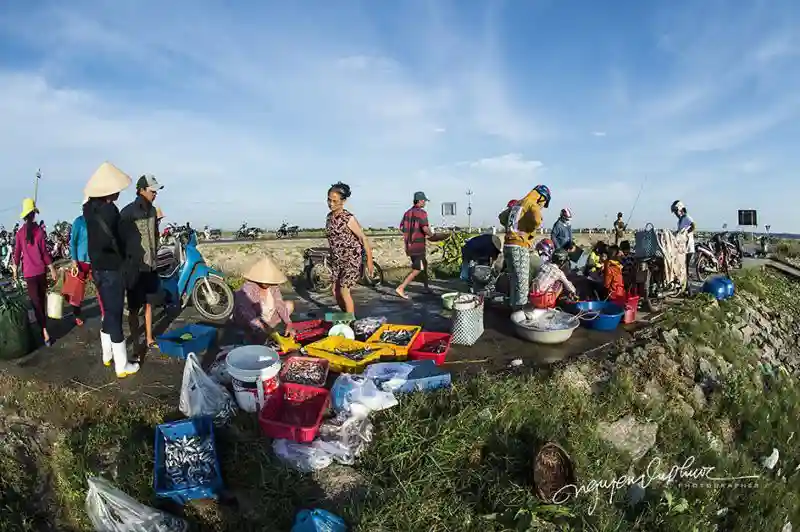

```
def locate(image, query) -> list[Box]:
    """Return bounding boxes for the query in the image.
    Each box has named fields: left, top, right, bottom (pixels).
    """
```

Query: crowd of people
left=8, top=165, right=699, bottom=380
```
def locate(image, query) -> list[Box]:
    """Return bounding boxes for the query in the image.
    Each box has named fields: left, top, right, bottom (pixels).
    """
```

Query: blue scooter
left=155, top=229, right=234, bottom=321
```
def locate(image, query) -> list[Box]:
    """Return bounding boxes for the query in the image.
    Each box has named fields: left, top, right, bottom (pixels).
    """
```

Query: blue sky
left=1, top=0, right=799, bottom=232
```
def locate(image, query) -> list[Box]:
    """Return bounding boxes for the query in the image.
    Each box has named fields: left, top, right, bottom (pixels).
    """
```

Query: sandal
left=147, top=341, right=160, bottom=351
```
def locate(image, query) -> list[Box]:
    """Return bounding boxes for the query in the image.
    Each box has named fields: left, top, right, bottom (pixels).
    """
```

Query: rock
left=762, top=448, right=780, bottom=470
left=680, top=352, right=695, bottom=376
left=706, top=431, right=723, bottom=453
left=557, top=367, right=591, bottom=394
left=740, top=325, right=756, bottom=343
left=627, top=483, right=646, bottom=506
left=692, top=385, right=708, bottom=411
left=597, top=415, right=658, bottom=462
left=674, top=400, right=695, bottom=419
left=717, top=419, right=735, bottom=444
left=697, top=357, right=720, bottom=383
left=644, top=380, right=664, bottom=403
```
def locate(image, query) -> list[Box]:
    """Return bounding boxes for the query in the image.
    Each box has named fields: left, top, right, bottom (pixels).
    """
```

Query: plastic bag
left=85, top=477, right=187, bottom=532
left=363, top=362, right=415, bottom=392
left=179, top=353, right=237, bottom=426
left=330, top=374, right=397, bottom=414
left=292, top=509, right=347, bottom=532
left=273, top=439, right=333, bottom=472
left=317, top=412, right=374, bottom=465
left=0, top=288, right=32, bottom=360
left=207, top=345, right=237, bottom=387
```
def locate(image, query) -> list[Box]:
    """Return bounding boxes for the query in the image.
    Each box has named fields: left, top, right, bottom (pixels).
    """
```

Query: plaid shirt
left=531, top=263, right=577, bottom=295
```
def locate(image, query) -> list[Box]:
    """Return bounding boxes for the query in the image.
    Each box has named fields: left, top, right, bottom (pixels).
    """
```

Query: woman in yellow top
left=501, top=184, right=551, bottom=310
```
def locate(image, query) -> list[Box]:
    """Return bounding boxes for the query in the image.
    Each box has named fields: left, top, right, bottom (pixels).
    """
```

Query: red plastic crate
left=408, top=332, right=452, bottom=366
left=258, top=383, right=329, bottom=443
left=293, top=320, right=332, bottom=344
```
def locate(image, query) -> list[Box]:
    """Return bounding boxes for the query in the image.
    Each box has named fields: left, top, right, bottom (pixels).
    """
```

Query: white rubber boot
left=100, top=332, right=113, bottom=367
left=111, top=341, right=140, bottom=378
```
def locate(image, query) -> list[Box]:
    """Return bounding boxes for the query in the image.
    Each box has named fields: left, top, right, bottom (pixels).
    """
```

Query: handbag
left=634, top=223, right=660, bottom=258
left=451, top=294, right=485, bottom=346
left=61, top=269, right=86, bottom=307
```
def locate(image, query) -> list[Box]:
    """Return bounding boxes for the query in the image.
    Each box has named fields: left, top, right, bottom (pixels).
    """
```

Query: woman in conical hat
left=82, top=162, right=140, bottom=378
left=11, top=198, right=58, bottom=346
left=232, top=256, right=296, bottom=344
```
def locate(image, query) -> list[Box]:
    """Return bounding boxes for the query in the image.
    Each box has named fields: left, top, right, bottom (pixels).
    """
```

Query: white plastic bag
left=179, top=353, right=237, bottom=425
left=273, top=439, right=333, bottom=472
left=317, top=412, right=374, bottom=465
left=364, top=362, right=415, bottom=392
left=85, top=477, right=187, bottom=532
left=330, top=374, right=397, bottom=414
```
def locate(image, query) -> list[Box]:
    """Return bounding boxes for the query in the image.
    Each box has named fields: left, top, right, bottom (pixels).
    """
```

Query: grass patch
left=2, top=269, right=799, bottom=530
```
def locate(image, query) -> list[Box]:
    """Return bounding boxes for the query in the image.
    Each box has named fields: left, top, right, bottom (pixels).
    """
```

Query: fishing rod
left=625, top=176, right=647, bottom=228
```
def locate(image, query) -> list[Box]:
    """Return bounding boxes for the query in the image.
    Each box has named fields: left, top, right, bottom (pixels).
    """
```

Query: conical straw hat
left=244, top=257, right=287, bottom=285
left=84, top=162, right=132, bottom=198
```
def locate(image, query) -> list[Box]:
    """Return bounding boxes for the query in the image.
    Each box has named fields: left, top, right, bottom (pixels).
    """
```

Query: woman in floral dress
left=326, top=182, right=374, bottom=314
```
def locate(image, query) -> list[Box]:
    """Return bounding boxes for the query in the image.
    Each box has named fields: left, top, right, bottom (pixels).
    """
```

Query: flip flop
left=147, top=341, right=160, bottom=351
left=395, top=289, right=410, bottom=300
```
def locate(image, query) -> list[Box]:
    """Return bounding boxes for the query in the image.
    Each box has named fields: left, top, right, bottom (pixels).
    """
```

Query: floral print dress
left=326, top=209, right=363, bottom=288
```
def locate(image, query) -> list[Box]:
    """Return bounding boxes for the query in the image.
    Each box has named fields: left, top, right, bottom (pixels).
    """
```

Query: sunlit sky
left=2, top=0, right=799, bottom=232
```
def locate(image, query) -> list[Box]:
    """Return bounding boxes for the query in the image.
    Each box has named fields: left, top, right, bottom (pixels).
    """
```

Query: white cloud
left=592, top=131, right=607, bottom=137
left=468, top=153, right=544, bottom=173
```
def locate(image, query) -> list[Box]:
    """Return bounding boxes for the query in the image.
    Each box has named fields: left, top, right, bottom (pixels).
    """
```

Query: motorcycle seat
left=156, top=246, right=179, bottom=277
left=306, top=247, right=331, bottom=255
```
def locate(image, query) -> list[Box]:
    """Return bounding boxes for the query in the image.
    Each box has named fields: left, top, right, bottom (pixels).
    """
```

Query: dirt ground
left=1, top=278, right=643, bottom=407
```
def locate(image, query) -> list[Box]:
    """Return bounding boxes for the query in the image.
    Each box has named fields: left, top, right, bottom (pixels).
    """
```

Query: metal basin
left=511, top=308, right=580, bottom=344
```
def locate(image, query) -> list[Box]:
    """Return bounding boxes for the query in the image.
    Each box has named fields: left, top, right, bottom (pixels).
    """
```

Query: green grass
left=2, top=268, right=799, bottom=530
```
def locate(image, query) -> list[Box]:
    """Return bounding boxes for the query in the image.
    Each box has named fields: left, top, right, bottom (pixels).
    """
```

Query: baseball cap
left=136, top=174, right=164, bottom=191
left=413, top=191, right=429, bottom=202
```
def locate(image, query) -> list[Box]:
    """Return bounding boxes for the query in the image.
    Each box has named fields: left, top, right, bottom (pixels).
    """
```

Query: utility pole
left=34, top=169, right=41, bottom=204
left=466, top=189, right=473, bottom=233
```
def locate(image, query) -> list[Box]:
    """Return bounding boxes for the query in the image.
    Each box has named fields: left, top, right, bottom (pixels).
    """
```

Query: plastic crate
left=279, top=356, right=330, bottom=387
left=303, top=336, right=389, bottom=373
left=408, top=332, right=452, bottom=366
left=293, top=320, right=332, bottom=344
left=154, top=417, right=224, bottom=505
left=269, top=332, right=302, bottom=355
left=397, top=360, right=452, bottom=393
left=258, top=383, right=330, bottom=443
left=156, top=324, right=218, bottom=359
left=366, top=324, right=422, bottom=360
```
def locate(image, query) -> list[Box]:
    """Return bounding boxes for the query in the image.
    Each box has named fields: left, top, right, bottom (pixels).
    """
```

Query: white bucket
left=46, top=292, right=63, bottom=320
left=226, top=345, right=282, bottom=413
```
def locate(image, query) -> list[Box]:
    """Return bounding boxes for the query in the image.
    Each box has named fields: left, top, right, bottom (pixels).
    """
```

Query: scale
left=325, top=312, right=356, bottom=339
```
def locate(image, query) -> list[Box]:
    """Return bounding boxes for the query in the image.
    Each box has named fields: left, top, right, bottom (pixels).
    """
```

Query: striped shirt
left=400, top=207, right=429, bottom=257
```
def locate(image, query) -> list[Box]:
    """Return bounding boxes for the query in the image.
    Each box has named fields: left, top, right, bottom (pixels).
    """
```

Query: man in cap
left=396, top=191, right=432, bottom=299
left=120, top=174, right=164, bottom=352
left=459, top=233, right=504, bottom=283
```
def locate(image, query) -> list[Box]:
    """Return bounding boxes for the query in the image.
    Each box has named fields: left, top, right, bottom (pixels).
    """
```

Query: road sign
left=442, top=202, right=457, bottom=216
left=737, top=210, right=757, bottom=227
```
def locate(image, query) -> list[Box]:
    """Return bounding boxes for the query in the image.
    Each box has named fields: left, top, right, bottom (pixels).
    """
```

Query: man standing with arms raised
left=396, top=191, right=432, bottom=299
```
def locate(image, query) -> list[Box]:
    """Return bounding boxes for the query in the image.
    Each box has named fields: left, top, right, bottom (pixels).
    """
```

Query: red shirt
left=400, top=207, right=429, bottom=257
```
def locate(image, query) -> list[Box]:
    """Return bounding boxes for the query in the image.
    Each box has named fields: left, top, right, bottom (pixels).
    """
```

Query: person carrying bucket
left=11, top=198, right=58, bottom=346
left=84, top=162, right=140, bottom=378
left=232, top=256, right=296, bottom=344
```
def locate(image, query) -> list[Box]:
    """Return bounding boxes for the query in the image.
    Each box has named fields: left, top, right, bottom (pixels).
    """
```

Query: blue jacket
left=70, top=215, right=90, bottom=264
left=551, top=219, right=572, bottom=250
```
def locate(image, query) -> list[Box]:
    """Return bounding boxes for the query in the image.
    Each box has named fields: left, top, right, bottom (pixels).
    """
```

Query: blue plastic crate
left=156, top=324, right=218, bottom=359
left=396, top=360, right=452, bottom=393
left=153, top=416, right=224, bottom=505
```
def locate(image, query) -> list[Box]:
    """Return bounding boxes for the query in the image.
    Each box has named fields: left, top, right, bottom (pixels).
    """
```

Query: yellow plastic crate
left=270, top=332, right=301, bottom=354
left=303, top=336, right=389, bottom=373
left=366, top=324, right=422, bottom=360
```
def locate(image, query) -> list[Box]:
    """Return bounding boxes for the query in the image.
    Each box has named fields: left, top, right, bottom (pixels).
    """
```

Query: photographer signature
left=552, top=456, right=760, bottom=514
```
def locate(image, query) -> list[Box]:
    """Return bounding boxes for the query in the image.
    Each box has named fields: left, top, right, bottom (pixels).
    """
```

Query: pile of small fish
left=213, top=394, right=238, bottom=426
left=379, top=329, right=414, bottom=346
left=352, top=316, right=386, bottom=339
left=282, top=357, right=327, bottom=386
left=519, top=311, right=578, bottom=331
left=419, top=339, right=448, bottom=354
left=332, top=347, right=380, bottom=361
left=265, top=337, right=283, bottom=352
left=163, top=436, right=217, bottom=489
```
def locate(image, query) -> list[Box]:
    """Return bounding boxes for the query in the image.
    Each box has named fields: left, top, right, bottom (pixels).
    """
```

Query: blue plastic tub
left=154, top=416, right=224, bottom=505
left=156, top=324, right=218, bottom=359
left=567, top=301, right=624, bottom=331
left=397, top=360, right=452, bottom=393
left=702, top=277, right=729, bottom=301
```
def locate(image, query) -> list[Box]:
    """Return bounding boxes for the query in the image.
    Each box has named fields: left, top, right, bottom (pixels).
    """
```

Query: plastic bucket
left=226, top=346, right=282, bottom=413
left=46, top=292, right=63, bottom=320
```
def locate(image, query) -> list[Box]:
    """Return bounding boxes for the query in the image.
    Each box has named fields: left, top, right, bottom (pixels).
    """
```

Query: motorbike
left=201, top=226, right=222, bottom=241
left=632, top=255, right=684, bottom=313
left=276, top=222, right=299, bottom=239
left=161, top=223, right=180, bottom=246
left=303, top=247, right=384, bottom=292
left=236, top=223, right=262, bottom=240
left=694, top=232, right=742, bottom=282
left=154, top=228, right=235, bottom=321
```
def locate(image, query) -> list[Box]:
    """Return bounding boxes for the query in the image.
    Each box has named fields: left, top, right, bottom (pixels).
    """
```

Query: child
left=619, top=240, right=634, bottom=291
left=604, top=245, right=626, bottom=300
left=585, top=241, right=608, bottom=277
left=233, top=257, right=296, bottom=344
left=530, top=249, right=578, bottom=302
